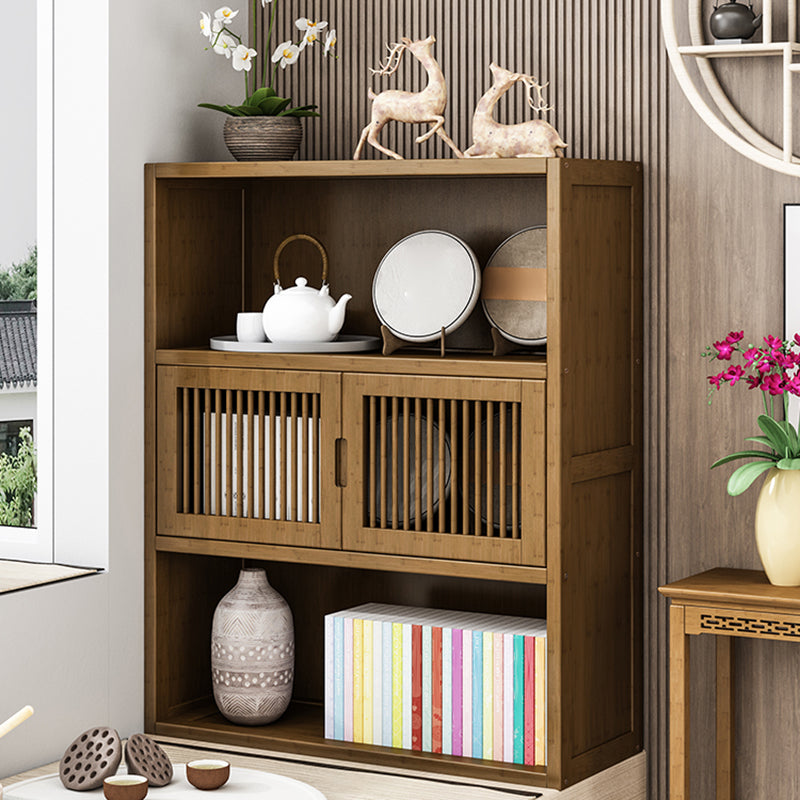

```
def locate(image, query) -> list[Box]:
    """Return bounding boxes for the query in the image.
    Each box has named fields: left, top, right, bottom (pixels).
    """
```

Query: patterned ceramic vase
left=211, top=567, right=294, bottom=725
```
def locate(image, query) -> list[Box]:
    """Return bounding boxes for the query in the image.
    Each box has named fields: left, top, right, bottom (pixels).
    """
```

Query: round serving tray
left=210, top=334, right=381, bottom=354
left=480, top=226, right=547, bottom=346
left=372, top=230, right=481, bottom=343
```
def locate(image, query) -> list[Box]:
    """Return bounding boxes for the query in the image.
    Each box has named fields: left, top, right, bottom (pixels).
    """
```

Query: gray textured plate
left=480, top=226, right=547, bottom=346
left=210, top=335, right=381, bottom=353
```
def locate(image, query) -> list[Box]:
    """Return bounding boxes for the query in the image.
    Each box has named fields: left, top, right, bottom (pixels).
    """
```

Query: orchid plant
left=703, top=331, right=800, bottom=495
left=198, top=2, right=337, bottom=117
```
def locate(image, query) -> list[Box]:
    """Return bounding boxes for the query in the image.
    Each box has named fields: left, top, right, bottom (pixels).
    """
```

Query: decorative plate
left=480, top=226, right=547, bottom=346
left=372, top=230, right=481, bottom=343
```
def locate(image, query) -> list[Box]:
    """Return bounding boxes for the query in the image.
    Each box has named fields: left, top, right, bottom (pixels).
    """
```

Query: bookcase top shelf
left=146, top=157, right=640, bottom=181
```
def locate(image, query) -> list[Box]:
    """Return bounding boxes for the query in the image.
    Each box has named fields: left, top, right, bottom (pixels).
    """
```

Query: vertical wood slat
left=392, top=397, right=399, bottom=531
left=247, top=390, right=255, bottom=519
left=486, top=400, right=494, bottom=536
left=204, top=389, right=211, bottom=515
left=269, top=391, right=276, bottom=521
left=225, top=389, right=233, bottom=518
left=414, top=397, right=422, bottom=532
left=450, top=399, right=458, bottom=535
left=182, top=389, right=190, bottom=514
left=302, top=392, right=309, bottom=524
left=474, top=400, right=482, bottom=537
left=369, top=395, right=376, bottom=528
left=438, top=398, right=445, bottom=534
left=258, top=391, right=265, bottom=520
left=193, top=389, right=201, bottom=515
left=312, top=392, right=320, bottom=524
left=426, top=398, right=434, bottom=532
left=462, top=399, right=469, bottom=536
left=380, top=396, right=387, bottom=527
left=290, top=392, right=298, bottom=523
left=215, top=389, right=222, bottom=517
left=499, top=402, right=507, bottom=539
left=235, top=391, right=244, bottom=518
left=280, top=392, right=288, bottom=522
left=512, top=402, right=519, bottom=539
left=403, top=397, right=410, bottom=532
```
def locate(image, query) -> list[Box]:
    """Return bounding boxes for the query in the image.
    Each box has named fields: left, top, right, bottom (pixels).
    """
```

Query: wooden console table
left=659, top=568, right=800, bottom=800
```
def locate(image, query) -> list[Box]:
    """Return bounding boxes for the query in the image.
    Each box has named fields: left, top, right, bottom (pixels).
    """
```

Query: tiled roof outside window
left=0, top=300, right=37, bottom=390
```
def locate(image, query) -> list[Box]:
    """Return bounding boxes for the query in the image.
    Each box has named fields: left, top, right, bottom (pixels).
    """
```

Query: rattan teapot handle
left=273, top=234, right=329, bottom=286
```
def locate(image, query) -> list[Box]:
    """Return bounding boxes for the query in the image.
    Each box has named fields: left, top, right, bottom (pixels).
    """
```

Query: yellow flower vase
left=755, top=467, right=800, bottom=586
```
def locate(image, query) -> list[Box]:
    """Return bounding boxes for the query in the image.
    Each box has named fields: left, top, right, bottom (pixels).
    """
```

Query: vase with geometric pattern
left=211, top=567, right=294, bottom=725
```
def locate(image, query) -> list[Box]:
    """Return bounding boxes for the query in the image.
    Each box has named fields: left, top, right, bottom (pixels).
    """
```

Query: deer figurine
left=465, top=63, right=567, bottom=158
left=353, top=35, right=463, bottom=160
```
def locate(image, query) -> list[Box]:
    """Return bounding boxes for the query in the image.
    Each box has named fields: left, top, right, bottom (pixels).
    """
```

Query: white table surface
left=3, top=765, right=326, bottom=800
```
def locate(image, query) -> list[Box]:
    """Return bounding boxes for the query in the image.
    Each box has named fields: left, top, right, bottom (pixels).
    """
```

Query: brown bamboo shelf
left=145, top=158, right=643, bottom=790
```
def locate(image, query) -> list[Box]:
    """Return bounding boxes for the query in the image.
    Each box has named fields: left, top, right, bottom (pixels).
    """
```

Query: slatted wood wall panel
left=258, top=2, right=667, bottom=795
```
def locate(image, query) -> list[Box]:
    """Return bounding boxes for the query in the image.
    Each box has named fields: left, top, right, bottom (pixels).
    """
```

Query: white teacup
left=237, top=312, right=267, bottom=343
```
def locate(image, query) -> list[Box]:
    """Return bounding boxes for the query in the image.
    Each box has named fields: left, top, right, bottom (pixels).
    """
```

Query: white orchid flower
left=323, top=28, right=337, bottom=56
left=232, top=44, right=257, bottom=71
left=299, top=30, right=320, bottom=49
left=213, top=32, right=237, bottom=58
left=261, top=0, right=273, bottom=4
left=271, top=40, right=301, bottom=68
left=199, top=12, right=214, bottom=38
left=295, top=18, right=328, bottom=38
left=214, top=6, right=239, bottom=24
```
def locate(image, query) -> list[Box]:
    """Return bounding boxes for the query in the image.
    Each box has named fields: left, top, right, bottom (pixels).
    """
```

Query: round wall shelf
left=662, top=0, right=800, bottom=176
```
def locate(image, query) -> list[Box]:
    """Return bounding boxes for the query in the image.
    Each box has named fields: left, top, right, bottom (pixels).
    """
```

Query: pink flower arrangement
left=703, top=332, right=800, bottom=495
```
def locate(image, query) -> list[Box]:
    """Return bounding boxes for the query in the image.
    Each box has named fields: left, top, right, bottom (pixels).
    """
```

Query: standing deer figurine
left=353, top=35, right=463, bottom=160
left=465, top=63, right=567, bottom=158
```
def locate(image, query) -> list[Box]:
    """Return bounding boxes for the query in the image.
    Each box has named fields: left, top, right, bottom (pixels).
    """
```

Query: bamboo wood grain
left=204, top=389, right=211, bottom=514
left=312, top=392, right=320, bottom=522
left=499, top=402, right=506, bottom=539
left=269, top=391, right=276, bottom=520
left=403, top=397, right=410, bottom=533
left=225, top=389, right=233, bottom=517
left=474, top=401, right=482, bottom=537
left=438, top=398, right=445, bottom=535
left=182, top=389, right=190, bottom=513
left=380, top=396, right=387, bottom=528
left=215, top=390, right=222, bottom=516
left=236, top=390, right=244, bottom=519
left=302, top=392, right=309, bottom=523
left=368, top=396, right=376, bottom=528
left=290, top=392, right=298, bottom=522
left=486, top=401, right=494, bottom=536
left=392, top=397, right=399, bottom=531
left=258, top=391, right=265, bottom=519
left=669, top=604, right=689, bottom=800
left=426, top=398, right=433, bottom=532
left=193, top=389, right=201, bottom=515
left=414, top=397, right=422, bottom=534
left=716, top=636, right=734, bottom=800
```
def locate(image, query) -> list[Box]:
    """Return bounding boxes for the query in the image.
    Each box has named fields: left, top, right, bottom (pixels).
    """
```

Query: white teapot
left=262, top=235, right=352, bottom=343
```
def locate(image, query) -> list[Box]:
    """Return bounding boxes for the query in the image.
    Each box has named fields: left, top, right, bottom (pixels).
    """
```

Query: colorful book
left=463, top=627, right=472, bottom=759
left=503, top=632, right=513, bottom=763
left=353, top=617, right=363, bottom=743
left=483, top=630, right=493, bottom=760
left=344, top=616, right=354, bottom=743
left=472, top=629, right=482, bottom=758
left=363, top=618, right=373, bottom=745
left=411, top=624, right=422, bottom=751
left=334, top=615, right=344, bottom=741
left=372, top=618, right=382, bottom=747
left=441, top=626, right=451, bottom=756
left=524, top=635, right=535, bottom=766
left=392, top=621, right=403, bottom=748
left=323, top=614, right=333, bottom=739
left=513, top=634, right=525, bottom=764
left=422, top=625, right=432, bottom=752
left=493, top=631, right=503, bottom=762
left=402, top=622, right=412, bottom=750
left=432, top=626, right=443, bottom=753
left=535, top=635, right=546, bottom=765
left=452, top=627, right=463, bottom=757
left=383, top=620, right=393, bottom=747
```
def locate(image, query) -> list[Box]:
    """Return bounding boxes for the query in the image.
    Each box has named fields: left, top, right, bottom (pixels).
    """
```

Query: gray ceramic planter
left=223, top=116, right=302, bottom=161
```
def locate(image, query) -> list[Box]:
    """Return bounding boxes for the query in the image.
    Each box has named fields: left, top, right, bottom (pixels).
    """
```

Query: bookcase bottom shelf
left=151, top=699, right=547, bottom=787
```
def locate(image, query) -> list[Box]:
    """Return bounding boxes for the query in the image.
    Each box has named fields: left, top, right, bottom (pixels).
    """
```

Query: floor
left=0, top=561, right=97, bottom=594
left=1, top=737, right=646, bottom=800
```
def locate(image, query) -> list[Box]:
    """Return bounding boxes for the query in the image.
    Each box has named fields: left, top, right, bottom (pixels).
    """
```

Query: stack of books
left=324, top=603, right=546, bottom=766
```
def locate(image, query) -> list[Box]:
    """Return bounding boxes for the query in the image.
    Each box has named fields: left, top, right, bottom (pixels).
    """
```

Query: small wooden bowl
left=185, top=760, right=230, bottom=791
left=103, top=775, right=148, bottom=800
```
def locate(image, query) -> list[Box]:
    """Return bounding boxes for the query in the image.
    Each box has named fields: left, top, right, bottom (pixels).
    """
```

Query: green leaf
left=757, top=414, right=791, bottom=456
left=781, top=419, right=800, bottom=456
left=198, top=102, right=243, bottom=116
left=710, top=450, right=778, bottom=469
left=257, top=96, right=292, bottom=115
left=280, top=108, right=321, bottom=117
left=232, top=104, right=263, bottom=116
left=245, top=87, right=277, bottom=106
left=745, top=435, right=775, bottom=449
left=726, top=461, right=776, bottom=496
left=777, top=458, right=800, bottom=470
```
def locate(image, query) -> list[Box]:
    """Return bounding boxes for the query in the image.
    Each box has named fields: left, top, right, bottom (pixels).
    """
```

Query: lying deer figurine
left=353, top=35, right=463, bottom=160
left=465, top=62, right=567, bottom=158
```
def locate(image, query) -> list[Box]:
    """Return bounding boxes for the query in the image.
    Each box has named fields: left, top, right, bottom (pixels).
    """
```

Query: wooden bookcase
left=144, top=158, right=643, bottom=790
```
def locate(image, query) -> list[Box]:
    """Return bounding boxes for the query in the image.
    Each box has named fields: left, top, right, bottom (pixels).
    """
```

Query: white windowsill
left=0, top=560, right=99, bottom=595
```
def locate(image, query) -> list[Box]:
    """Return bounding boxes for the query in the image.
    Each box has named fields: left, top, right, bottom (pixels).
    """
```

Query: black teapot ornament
left=710, top=0, right=763, bottom=40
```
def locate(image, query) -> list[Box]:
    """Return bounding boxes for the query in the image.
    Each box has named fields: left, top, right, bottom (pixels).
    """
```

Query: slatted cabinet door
left=157, top=365, right=341, bottom=549
left=341, top=373, right=546, bottom=565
